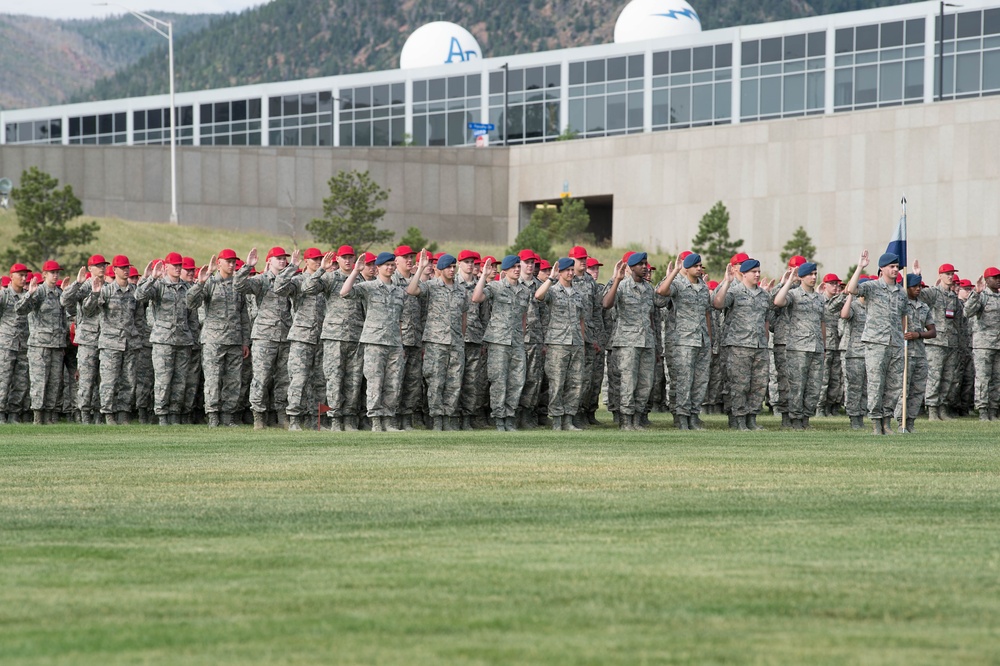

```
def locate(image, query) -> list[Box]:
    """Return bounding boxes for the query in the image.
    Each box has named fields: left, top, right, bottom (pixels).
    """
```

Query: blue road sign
left=467, top=122, right=495, bottom=132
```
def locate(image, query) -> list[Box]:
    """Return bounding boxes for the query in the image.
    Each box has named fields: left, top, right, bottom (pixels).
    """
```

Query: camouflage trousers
left=286, top=340, right=320, bottom=417
left=585, top=343, right=604, bottom=412
left=423, top=342, right=465, bottom=417
left=958, top=348, right=975, bottom=412
left=704, top=349, right=724, bottom=410
left=895, top=354, right=928, bottom=422
left=973, top=348, right=1000, bottom=411
left=28, top=346, right=64, bottom=411
left=770, top=345, right=788, bottom=413
left=821, top=349, right=844, bottom=410
left=400, top=345, right=424, bottom=416
left=578, top=343, right=597, bottom=415
left=519, top=343, right=544, bottom=412
left=842, top=356, right=868, bottom=418
left=76, top=344, right=100, bottom=413
left=544, top=343, right=584, bottom=417
left=133, top=346, right=154, bottom=411
left=924, top=345, right=957, bottom=408
left=664, top=337, right=678, bottom=412
left=724, top=346, right=768, bottom=417
left=202, top=343, right=244, bottom=415
left=649, top=349, right=666, bottom=412
left=98, top=348, right=136, bottom=414
left=671, top=344, right=711, bottom=417
left=240, top=347, right=253, bottom=413
left=184, top=347, right=202, bottom=415
left=460, top=342, right=488, bottom=417
left=151, top=344, right=191, bottom=417
left=0, top=349, right=29, bottom=414
left=614, top=346, right=654, bottom=416
left=363, top=343, right=403, bottom=417
left=864, top=342, right=903, bottom=419
left=487, top=342, right=525, bottom=419
left=720, top=346, right=733, bottom=414
left=605, top=348, right=621, bottom=412
left=322, top=340, right=363, bottom=417
left=250, top=340, right=290, bottom=414
left=785, top=350, right=823, bottom=420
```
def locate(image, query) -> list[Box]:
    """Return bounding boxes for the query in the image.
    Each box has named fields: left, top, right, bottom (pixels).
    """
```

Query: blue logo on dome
left=653, top=8, right=701, bottom=23
left=446, top=37, right=479, bottom=63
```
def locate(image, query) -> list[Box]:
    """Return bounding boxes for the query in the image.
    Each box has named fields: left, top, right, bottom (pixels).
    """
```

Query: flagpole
left=901, top=195, right=909, bottom=431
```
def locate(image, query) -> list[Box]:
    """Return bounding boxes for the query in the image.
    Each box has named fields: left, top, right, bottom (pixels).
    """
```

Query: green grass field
left=3, top=413, right=999, bottom=664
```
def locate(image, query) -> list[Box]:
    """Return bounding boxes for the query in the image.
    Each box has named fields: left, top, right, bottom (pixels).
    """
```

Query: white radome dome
left=400, top=22, right=483, bottom=70
left=614, top=0, right=702, bottom=44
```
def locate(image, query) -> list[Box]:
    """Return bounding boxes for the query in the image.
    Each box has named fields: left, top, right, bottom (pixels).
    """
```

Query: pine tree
left=780, top=226, right=817, bottom=264
left=306, top=170, right=393, bottom=251
left=691, top=201, right=742, bottom=278
left=398, top=226, right=438, bottom=253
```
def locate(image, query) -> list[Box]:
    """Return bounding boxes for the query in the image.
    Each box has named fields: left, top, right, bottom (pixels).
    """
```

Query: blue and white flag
left=886, top=197, right=907, bottom=268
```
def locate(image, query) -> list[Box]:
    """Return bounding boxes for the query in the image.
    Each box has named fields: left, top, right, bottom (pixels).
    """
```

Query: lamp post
left=938, top=2, right=962, bottom=102
left=95, top=3, right=178, bottom=223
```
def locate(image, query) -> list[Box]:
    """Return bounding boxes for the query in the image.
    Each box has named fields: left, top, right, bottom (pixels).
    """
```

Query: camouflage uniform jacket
left=719, top=281, right=770, bottom=349
left=781, top=287, right=825, bottom=353
left=540, top=282, right=584, bottom=346
left=919, top=285, right=963, bottom=348
left=343, top=278, right=407, bottom=347
left=234, top=265, right=295, bottom=343
left=519, top=275, right=545, bottom=345
left=668, top=279, right=711, bottom=348
left=134, top=298, right=152, bottom=349
left=457, top=273, right=488, bottom=344
left=60, top=279, right=100, bottom=346
left=135, top=277, right=194, bottom=346
left=392, top=271, right=426, bottom=346
left=839, top=298, right=867, bottom=359
left=571, top=272, right=601, bottom=344
left=904, top=298, right=934, bottom=358
left=308, top=268, right=364, bottom=343
left=768, top=282, right=790, bottom=346
left=187, top=275, right=250, bottom=347
left=822, top=294, right=842, bottom=352
left=962, top=289, right=1000, bottom=349
left=856, top=278, right=907, bottom=347
left=82, top=281, right=139, bottom=352
left=0, top=288, right=29, bottom=352
left=482, top=279, right=531, bottom=347
left=417, top=278, right=468, bottom=347
left=16, top=284, right=67, bottom=348
left=609, top=274, right=668, bottom=348
left=275, top=270, right=326, bottom=345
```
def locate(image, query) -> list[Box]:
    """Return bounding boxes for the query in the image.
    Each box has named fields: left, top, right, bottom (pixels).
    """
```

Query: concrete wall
left=508, top=96, right=1000, bottom=276
left=0, top=144, right=511, bottom=245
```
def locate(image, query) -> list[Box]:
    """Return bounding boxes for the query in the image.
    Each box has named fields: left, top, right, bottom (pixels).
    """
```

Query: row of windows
left=134, top=107, right=195, bottom=146
left=5, top=120, right=61, bottom=144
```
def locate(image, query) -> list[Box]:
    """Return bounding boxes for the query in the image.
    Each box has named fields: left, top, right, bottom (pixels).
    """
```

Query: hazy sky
left=1, top=0, right=270, bottom=20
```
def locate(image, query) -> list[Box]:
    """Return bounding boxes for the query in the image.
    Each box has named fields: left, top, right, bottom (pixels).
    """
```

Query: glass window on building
left=133, top=106, right=194, bottom=145
left=488, top=64, right=561, bottom=144
left=199, top=98, right=262, bottom=145
left=68, top=112, right=126, bottom=145
left=412, top=74, right=482, bottom=146
left=653, top=43, right=732, bottom=131
left=268, top=91, right=334, bottom=146
left=834, top=18, right=925, bottom=112
left=741, top=31, right=825, bottom=122
left=4, top=119, right=62, bottom=144
left=338, top=83, right=405, bottom=147
left=567, top=54, right=643, bottom=138
left=935, top=8, right=1000, bottom=100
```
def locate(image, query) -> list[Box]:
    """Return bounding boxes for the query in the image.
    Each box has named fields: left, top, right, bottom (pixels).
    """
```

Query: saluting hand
left=548, top=263, right=558, bottom=281
left=142, top=260, right=156, bottom=280
left=28, top=275, right=40, bottom=293
left=912, top=259, right=921, bottom=276
left=613, top=260, right=625, bottom=281
left=321, top=250, right=337, bottom=271
left=76, top=266, right=87, bottom=284
left=197, top=264, right=211, bottom=284
left=858, top=250, right=870, bottom=270
left=976, top=276, right=986, bottom=293
left=290, top=248, right=302, bottom=267
left=246, top=247, right=258, bottom=268
left=91, top=276, right=102, bottom=292
left=481, top=257, right=493, bottom=274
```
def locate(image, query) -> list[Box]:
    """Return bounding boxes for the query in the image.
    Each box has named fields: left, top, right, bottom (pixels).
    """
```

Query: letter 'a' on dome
left=614, top=0, right=703, bottom=44
left=400, top=22, right=484, bottom=70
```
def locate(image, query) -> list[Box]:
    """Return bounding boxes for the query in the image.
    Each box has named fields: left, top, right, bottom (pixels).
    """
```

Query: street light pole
left=95, top=3, right=178, bottom=223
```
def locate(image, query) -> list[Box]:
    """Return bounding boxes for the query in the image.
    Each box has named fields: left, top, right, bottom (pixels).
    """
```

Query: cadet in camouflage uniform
left=341, top=251, right=411, bottom=432
left=955, top=280, right=976, bottom=415
left=128, top=266, right=154, bottom=423
left=657, top=253, right=712, bottom=430
left=81, top=255, right=138, bottom=425
left=135, top=253, right=194, bottom=426
left=61, top=255, right=108, bottom=424
left=473, top=255, right=531, bottom=431
left=187, top=249, right=250, bottom=428
left=236, top=246, right=297, bottom=430
left=770, top=255, right=807, bottom=426
left=310, top=247, right=365, bottom=431
left=713, top=259, right=773, bottom=431
left=703, top=280, right=725, bottom=414
left=773, top=261, right=826, bottom=430
left=585, top=258, right=611, bottom=418
left=273, top=247, right=326, bottom=431
left=16, top=261, right=68, bottom=425
left=0, top=264, right=31, bottom=423
left=961, top=267, right=1000, bottom=420
left=846, top=251, right=908, bottom=435
left=603, top=252, right=668, bottom=431
left=568, top=246, right=602, bottom=429
left=179, top=257, right=203, bottom=423
left=916, top=261, right=962, bottom=420
left=818, top=274, right=844, bottom=416
left=457, top=250, right=489, bottom=430
left=391, top=245, right=426, bottom=429
left=408, top=253, right=468, bottom=431
left=895, top=274, right=935, bottom=433
left=837, top=285, right=868, bottom=429
left=534, top=257, right=586, bottom=431
left=518, top=249, right=545, bottom=428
